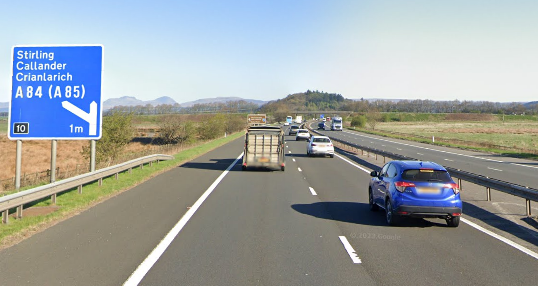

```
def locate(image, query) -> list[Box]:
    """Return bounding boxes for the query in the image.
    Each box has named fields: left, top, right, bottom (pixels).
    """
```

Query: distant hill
left=103, top=96, right=178, bottom=110
left=180, top=97, right=267, bottom=107
left=524, top=101, right=538, bottom=108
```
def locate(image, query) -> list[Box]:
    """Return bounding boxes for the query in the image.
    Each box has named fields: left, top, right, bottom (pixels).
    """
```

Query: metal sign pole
left=15, top=140, right=22, bottom=190
left=51, top=140, right=57, bottom=183
left=90, top=140, right=96, bottom=172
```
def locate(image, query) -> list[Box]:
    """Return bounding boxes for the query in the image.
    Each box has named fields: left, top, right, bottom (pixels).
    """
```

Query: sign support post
left=90, top=140, right=96, bottom=172
left=51, top=140, right=57, bottom=183
left=15, top=140, right=22, bottom=190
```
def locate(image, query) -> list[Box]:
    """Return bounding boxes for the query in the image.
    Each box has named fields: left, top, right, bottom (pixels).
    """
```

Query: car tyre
left=242, top=165, right=247, bottom=171
left=330, top=154, right=334, bottom=158
left=369, top=189, right=379, bottom=211
left=446, top=216, right=460, bottom=227
left=281, top=165, right=285, bottom=171
left=386, top=200, right=399, bottom=226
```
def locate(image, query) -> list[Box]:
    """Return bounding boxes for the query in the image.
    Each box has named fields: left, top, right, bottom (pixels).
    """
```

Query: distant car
left=317, top=122, right=325, bottom=130
left=322, top=118, right=326, bottom=122
left=369, top=161, right=462, bottom=227
left=295, top=129, right=311, bottom=141
left=288, top=125, right=300, bottom=135
left=284, top=122, right=290, bottom=126
left=307, top=136, right=334, bottom=157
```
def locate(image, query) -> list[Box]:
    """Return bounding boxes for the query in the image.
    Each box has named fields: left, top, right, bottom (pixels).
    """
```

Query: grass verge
left=0, top=132, right=244, bottom=249
left=347, top=127, right=538, bottom=160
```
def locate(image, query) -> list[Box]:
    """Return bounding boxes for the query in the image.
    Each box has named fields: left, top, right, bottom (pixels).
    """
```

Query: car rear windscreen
left=402, top=169, right=452, bottom=182
left=313, top=138, right=330, bottom=143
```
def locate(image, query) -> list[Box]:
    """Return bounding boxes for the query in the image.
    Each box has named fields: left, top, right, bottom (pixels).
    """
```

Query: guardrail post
left=458, top=178, right=462, bottom=191
left=51, top=193, right=57, bottom=205
left=375, top=154, right=378, bottom=160
left=149, top=161, right=153, bottom=167
left=98, top=178, right=103, bottom=186
left=526, top=199, right=532, bottom=216
left=383, top=156, right=386, bottom=164
left=2, top=210, right=8, bottom=224
left=129, top=168, right=132, bottom=174
left=78, top=185, right=82, bottom=194
left=140, top=164, right=144, bottom=169
left=115, top=173, right=119, bottom=180
left=17, top=205, right=23, bottom=219
left=486, top=187, right=491, bottom=201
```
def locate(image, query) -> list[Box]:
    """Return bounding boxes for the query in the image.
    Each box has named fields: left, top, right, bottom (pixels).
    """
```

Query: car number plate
left=417, top=187, right=441, bottom=194
left=258, top=157, right=269, bottom=163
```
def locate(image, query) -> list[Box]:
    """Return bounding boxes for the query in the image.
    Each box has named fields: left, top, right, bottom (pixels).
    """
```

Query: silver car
left=307, top=136, right=334, bottom=157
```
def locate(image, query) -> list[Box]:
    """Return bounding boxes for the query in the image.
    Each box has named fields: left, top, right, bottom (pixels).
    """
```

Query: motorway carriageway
left=1, top=131, right=538, bottom=285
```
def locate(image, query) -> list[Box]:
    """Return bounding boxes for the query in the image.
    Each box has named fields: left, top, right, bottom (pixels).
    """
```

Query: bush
left=82, top=112, right=134, bottom=166
left=351, top=115, right=367, bottom=128
left=157, top=115, right=183, bottom=144
left=198, top=114, right=227, bottom=140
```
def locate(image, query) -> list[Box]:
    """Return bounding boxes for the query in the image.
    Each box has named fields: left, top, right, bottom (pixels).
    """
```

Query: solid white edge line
left=309, top=187, right=317, bottom=195
left=461, top=217, right=538, bottom=260
left=123, top=152, right=244, bottom=286
left=334, top=153, right=370, bottom=174
left=339, top=236, right=362, bottom=263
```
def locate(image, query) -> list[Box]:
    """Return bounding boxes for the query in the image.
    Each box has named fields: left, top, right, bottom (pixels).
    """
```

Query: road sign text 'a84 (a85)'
left=8, top=45, right=103, bottom=140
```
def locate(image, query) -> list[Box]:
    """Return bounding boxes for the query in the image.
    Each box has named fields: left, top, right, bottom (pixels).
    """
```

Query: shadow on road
left=180, top=158, right=241, bottom=171
left=291, top=202, right=447, bottom=228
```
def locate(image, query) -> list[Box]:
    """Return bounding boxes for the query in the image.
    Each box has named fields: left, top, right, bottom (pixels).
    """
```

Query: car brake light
left=444, top=183, right=460, bottom=194
left=328, top=144, right=333, bottom=147
left=452, top=213, right=461, bottom=216
left=394, top=181, right=415, bottom=192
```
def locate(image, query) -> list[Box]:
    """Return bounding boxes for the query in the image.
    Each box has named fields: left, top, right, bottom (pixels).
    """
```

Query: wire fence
left=0, top=141, right=199, bottom=194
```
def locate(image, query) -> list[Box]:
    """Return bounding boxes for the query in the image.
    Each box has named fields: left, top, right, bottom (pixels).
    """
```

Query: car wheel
left=369, top=189, right=379, bottom=211
left=281, top=165, right=285, bottom=171
left=242, top=165, right=247, bottom=171
left=446, top=216, right=460, bottom=227
left=386, top=200, right=398, bottom=226
left=330, top=154, right=334, bottom=158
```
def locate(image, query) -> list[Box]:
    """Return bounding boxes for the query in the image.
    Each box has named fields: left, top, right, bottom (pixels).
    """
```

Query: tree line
left=106, top=100, right=260, bottom=115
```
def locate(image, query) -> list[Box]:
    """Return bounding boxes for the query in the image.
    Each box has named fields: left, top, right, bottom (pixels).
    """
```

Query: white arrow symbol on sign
left=61, top=101, right=98, bottom=136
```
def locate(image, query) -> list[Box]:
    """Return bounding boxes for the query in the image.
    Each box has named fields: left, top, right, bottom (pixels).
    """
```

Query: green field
left=348, top=113, right=538, bottom=158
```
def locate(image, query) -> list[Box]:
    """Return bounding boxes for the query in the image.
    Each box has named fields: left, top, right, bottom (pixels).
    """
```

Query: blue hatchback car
left=369, top=161, right=462, bottom=227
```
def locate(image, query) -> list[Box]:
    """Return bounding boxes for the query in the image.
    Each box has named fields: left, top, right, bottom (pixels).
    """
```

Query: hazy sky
left=1, top=0, right=537, bottom=104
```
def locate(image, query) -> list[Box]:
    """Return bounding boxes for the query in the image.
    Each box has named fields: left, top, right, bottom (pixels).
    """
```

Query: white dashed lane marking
left=339, top=236, right=362, bottom=264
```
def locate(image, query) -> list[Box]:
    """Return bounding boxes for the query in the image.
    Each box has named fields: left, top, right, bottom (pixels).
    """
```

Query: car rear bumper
left=310, top=149, right=334, bottom=155
left=394, top=205, right=462, bottom=218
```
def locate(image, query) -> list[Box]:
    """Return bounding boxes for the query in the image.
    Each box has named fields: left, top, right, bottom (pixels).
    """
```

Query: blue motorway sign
left=320, top=114, right=324, bottom=119
left=8, top=45, right=103, bottom=140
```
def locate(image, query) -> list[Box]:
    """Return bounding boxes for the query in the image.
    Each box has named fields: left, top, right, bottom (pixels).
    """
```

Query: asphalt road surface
left=1, top=132, right=538, bottom=286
